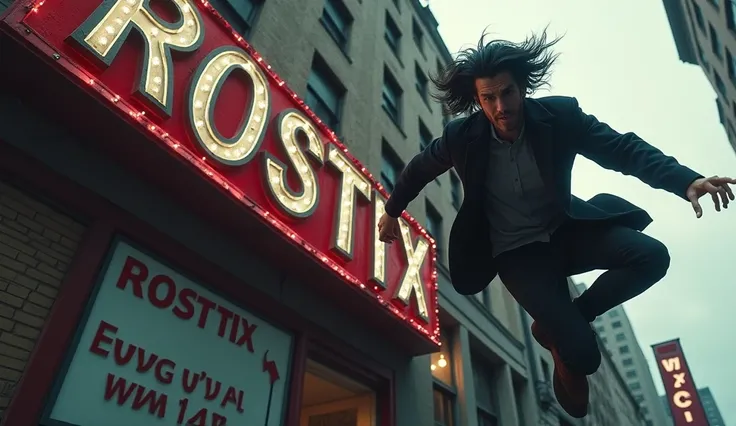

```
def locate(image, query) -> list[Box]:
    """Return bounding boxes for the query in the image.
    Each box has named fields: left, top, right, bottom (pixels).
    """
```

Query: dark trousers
left=495, top=220, right=671, bottom=376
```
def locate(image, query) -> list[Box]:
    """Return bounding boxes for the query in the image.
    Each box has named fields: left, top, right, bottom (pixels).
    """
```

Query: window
left=612, top=321, right=622, bottom=329
left=434, top=387, right=455, bottom=426
left=473, top=359, right=499, bottom=426
left=728, top=50, right=736, bottom=84
left=619, top=345, right=630, bottom=355
left=641, top=406, right=649, bottom=415
left=608, top=310, right=619, bottom=318
left=626, top=370, right=638, bottom=379
left=622, top=357, right=634, bottom=367
left=380, top=142, right=402, bottom=193
left=715, top=71, right=727, bottom=96
left=450, top=173, right=462, bottom=210
left=219, top=0, right=263, bottom=35
left=384, top=13, right=402, bottom=56
left=601, top=337, right=608, bottom=344
left=412, top=18, right=424, bottom=53
left=692, top=1, right=706, bottom=31
left=432, top=330, right=455, bottom=426
left=595, top=326, right=605, bottom=333
left=415, top=63, right=429, bottom=101
left=540, top=359, right=551, bottom=381
left=426, top=203, right=443, bottom=256
left=382, top=68, right=403, bottom=124
left=419, top=119, right=433, bottom=151
left=718, top=100, right=726, bottom=124
left=306, top=55, right=345, bottom=130
left=321, top=0, right=353, bottom=51
left=629, top=382, right=641, bottom=391
left=710, top=24, right=723, bottom=59
left=616, top=333, right=626, bottom=342
left=478, top=409, right=498, bottom=426
left=697, top=43, right=710, bottom=70
left=635, top=394, right=645, bottom=403
left=728, top=0, right=736, bottom=30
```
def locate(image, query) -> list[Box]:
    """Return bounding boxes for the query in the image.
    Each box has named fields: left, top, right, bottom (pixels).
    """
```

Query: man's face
left=475, top=72, right=525, bottom=136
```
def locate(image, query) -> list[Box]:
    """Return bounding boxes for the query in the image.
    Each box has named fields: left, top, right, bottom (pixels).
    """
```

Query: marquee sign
left=7, top=0, right=440, bottom=344
left=652, top=339, right=709, bottom=426
left=44, top=241, right=293, bottom=426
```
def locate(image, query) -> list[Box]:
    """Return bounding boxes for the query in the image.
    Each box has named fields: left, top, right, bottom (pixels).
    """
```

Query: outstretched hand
left=686, top=176, right=736, bottom=218
left=378, top=213, right=401, bottom=244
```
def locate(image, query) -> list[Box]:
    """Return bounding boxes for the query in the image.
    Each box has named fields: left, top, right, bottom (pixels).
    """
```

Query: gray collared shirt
left=484, top=125, right=562, bottom=257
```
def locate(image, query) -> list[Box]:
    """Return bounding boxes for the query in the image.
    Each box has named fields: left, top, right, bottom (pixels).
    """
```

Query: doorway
left=300, top=359, right=376, bottom=426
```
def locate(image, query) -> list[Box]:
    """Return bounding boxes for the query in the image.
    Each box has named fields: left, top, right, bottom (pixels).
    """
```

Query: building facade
left=0, top=0, right=659, bottom=425
left=583, top=282, right=671, bottom=426
left=661, top=387, right=726, bottom=425
left=662, top=0, right=736, bottom=153
left=0, top=0, right=545, bottom=425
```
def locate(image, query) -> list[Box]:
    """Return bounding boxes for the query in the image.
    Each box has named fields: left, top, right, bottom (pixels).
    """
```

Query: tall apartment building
left=661, top=387, right=726, bottom=425
left=662, top=0, right=736, bottom=152
left=582, top=283, right=671, bottom=426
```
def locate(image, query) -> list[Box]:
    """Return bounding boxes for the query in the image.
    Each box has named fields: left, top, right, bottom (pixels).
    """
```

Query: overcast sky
left=428, top=0, right=736, bottom=422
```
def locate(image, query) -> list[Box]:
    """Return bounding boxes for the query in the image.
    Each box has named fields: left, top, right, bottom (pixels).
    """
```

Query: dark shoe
left=531, top=321, right=590, bottom=418
left=553, top=368, right=589, bottom=418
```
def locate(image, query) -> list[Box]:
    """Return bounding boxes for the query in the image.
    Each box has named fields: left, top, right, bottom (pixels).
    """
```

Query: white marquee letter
left=661, top=357, right=681, bottom=373
left=190, top=47, right=271, bottom=165
left=71, top=0, right=204, bottom=115
left=673, top=390, right=692, bottom=409
left=327, top=147, right=371, bottom=259
left=370, top=193, right=387, bottom=288
left=263, top=110, right=324, bottom=216
left=394, top=221, right=430, bottom=321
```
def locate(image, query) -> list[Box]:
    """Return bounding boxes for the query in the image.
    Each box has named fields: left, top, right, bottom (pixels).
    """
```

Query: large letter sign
left=17, top=0, right=440, bottom=344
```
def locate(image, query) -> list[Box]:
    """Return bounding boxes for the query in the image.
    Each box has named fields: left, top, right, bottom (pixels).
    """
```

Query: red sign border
left=2, top=0, right=441, bottom=345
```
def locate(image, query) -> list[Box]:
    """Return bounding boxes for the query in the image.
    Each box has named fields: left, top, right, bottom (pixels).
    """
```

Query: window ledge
left=319, top=18, right=353, bottom=65
left=384, top=39, right=405, bottom=69
left=382, top=105, right=406, bottom=138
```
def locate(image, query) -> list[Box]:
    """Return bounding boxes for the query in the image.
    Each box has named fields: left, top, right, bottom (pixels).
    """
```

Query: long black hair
left=431, top=27, right=563, bottom=116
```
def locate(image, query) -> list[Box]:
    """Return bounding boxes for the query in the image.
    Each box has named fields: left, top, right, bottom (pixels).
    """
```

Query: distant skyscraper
left=661, top=387, right=726, bottom=426
left=578, top=283, right=671, bottom=426
left=662, top=0, right=736, bottom=153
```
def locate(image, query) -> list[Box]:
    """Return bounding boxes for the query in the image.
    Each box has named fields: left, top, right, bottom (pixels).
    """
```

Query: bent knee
left=640, top=238, right=671, bottom=280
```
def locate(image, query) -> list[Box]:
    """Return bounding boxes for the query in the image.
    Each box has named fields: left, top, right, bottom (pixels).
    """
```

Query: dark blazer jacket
left=384, top=96, right=702, bottom=296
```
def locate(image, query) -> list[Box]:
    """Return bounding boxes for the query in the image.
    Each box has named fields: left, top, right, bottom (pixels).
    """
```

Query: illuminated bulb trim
left=262, top=109, right=324, bottom=217
left=370, top=192, right=387, bottom=289
left=188, top=46, right=270, bottom=166
left=326, top=146, right=372, bottom=261
left=70, top=0, right=205, bottom=116
left=394, top=219, right=431, bottom=322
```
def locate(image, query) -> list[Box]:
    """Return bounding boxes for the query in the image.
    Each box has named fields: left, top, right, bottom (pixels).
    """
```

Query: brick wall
left=0, top=181, right=85, bottom=414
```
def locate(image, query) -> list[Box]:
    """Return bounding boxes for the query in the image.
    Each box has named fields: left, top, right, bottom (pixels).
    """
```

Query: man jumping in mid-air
left=377, top=30, right=734, bottom=418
